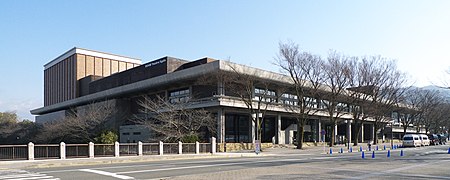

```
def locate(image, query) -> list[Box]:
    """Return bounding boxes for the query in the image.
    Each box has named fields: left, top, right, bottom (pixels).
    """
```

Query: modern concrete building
left=32, top=48, right=405, bottom=146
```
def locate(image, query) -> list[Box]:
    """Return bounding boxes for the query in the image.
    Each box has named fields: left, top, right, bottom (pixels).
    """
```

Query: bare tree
left=223, top=63, right=281, bottom=143
left=275, top=41, right=325, bottom=149
left=134, top=95, right=216, bottom=142
left=321, top=51, right=353, bottom=147
left=396, top=87, right=425, bottom=137
left=411, top=89, right=443, bottom=133
left=36, top=100, right=116, bottom=143
left=347, top=56, right=407, bottom=145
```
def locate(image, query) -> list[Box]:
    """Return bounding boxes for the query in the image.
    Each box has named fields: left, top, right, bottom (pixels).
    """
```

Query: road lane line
left=79, top=169, right=134, bottom=179
left=37, top=157, right=264, bottom=173
left=116, top=156, right=342, bottom=174
left=0, top=173, right=43, bottom=179
left=13, top=176, right=57, bottom=180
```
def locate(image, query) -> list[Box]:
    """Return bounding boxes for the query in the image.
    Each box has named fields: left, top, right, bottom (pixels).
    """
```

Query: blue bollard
left=387, top=150, right=390, bottom=158
left=340, top=148, right=343, bottom=153
left=368, top=146, right=371, bottom=151
left=448, top=147, right=450, bottom=154
left=376, top=146, right=379, bottom=151
left=330, top=148, right=333, bottom=155
left=372, top=151, right=375, bottom=159
left=360, top=146, right=363, bottom=152
left=362, top=151, right=365, bottom=159
left=349, top=147, right=353, bottom=153
left=400, top=150, right=404, bottom=157
left=384, top=145, right=386, bottom=150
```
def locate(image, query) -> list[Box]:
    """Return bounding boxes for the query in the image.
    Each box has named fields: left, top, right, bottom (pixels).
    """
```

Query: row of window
left=122, top=132, right=141, bottom=135
left=169, top=88, right=190, bottom=104
left=253, top=88, right=354, bottom=112
left=163, top=87, right=354, bottom=113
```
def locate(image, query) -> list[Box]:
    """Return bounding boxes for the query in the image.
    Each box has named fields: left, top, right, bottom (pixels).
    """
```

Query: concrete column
left=371, top=123, right=375, bottom=143
left=346, top=120, right=352, bottom=148
left=335, top=124, right=338, bottom=144
left=27, top=142, right=34, bottom=160
left=60, top=142, right=66, bottom=159
left=159, top=141, right=164, bottom=155
left=178, top=141, right=183, bottom=154
left=277, top=114, right=282, bottom=144
left=114, top=142, right=120, bottom=157
left=251, top=116, right=256, bottom=143
left=317, top=120, right=322, bottom=142
left=361, top=124, right=364, bottom=143
left=138, top=141, right=143, bottom=156
left=88, top=142, right=94, bottom=158
left=211, top=137, right=217, bottom=154
left=195, top=141, right=200, bottom=154
left=217, top=109, right=225, bottom=143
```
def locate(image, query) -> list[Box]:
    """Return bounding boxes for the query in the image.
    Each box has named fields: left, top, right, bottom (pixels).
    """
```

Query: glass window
left=169, top=88, right=190, bottom=104
left=281, top=93, right=298, bottom=106
left=254, top=88, right=277, bottom=102
left=225, top=114, right=250, bottom=143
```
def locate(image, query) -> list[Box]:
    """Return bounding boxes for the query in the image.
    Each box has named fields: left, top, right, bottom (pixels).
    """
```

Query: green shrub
left=94, top=131, right=118, bottom=144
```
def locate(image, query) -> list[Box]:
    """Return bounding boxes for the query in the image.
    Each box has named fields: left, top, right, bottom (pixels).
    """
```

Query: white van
left=403, top=134, right=421, bottom=147
left=419, top=134, right=430, bottom=146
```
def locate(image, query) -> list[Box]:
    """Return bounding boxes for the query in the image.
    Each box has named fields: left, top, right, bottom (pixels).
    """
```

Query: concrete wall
left=119, top=125, right=152, bottom=143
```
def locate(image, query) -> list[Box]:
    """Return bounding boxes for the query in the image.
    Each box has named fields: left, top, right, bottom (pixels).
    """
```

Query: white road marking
left=14, top=176, right=56, bottom=180
left=38, top=157, right=263, bottom=173
left=116, top=156, right=341, bottom=174
left=0, top=173, right=42, bottom=179
left=0, top=170, right=59, bottom=180
left=79, top=169, right=134, bottom=179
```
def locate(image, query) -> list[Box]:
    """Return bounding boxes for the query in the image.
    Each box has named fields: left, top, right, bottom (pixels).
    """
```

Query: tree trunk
left=353, top=121, right=362, bottom=146
left=329, top=120, right=335, bottom=147
left=373, top=122, right=378, bottom=145
left=296, top=122, right=304, bottom=149
left=257, top=118, right=262, bottom=142
left=403, top=125, right=407, bottom=138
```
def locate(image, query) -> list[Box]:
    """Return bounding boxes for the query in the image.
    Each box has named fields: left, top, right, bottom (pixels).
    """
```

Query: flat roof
left=44, top=47, right=142, bottom=70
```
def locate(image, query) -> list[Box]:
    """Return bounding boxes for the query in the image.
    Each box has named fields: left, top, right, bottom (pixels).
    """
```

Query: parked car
left=403, top=134, right=421, bottom=147
left=418, top=134, right=430, bottom=146
left=437, top=134, right=448, bottom=145
left=428, top=134, right=439, bottom=145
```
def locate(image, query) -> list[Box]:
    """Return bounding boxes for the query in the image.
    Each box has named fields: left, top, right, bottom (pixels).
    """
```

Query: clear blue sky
left=1, top=1, right=450, bottom=120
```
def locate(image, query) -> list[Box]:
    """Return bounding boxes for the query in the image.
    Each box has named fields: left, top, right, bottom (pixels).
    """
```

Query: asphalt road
left=2, top=145, right=450, bottom=180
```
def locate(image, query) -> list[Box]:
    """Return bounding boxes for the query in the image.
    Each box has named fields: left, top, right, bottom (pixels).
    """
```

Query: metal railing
left=163, top=143, right=179, bottom=154
left=34, top=144, right=60, bottom=159
left=199, top=143, right=212, bottom=154
left=0, top=145, right=28, bottom=160
left=119, top=143, right=138, bottom=156
left=142, top=143, right=159, bottom=155
left=0, top=138, right=216, bottom=161
left=94, top=144, right=115, bottom=157
left=182, top=143, right=196, bottom=154
left=66, top=144, right=89, bottom=158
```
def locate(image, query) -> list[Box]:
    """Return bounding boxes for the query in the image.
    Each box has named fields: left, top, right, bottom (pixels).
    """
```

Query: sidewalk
left=0, top=153, right=261, bottom=169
